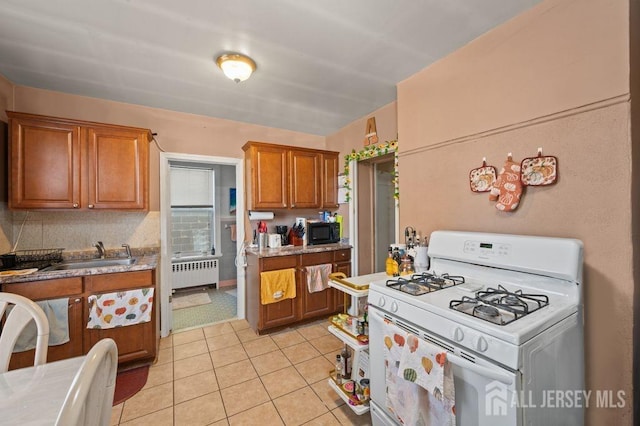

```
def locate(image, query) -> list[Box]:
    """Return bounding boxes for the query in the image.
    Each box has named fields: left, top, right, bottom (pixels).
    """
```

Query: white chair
left=0, top=292, right=50, bottom=373
left=56, top=338, right=118, bottom=426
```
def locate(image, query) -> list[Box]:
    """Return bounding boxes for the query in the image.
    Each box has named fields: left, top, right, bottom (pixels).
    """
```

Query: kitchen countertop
left=246, top=243, right=352, bottom=258
left=0, top=254, right=158, bottom=285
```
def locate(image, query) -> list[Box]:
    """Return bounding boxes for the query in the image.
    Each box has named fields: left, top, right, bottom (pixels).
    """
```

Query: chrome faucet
left=122, top=244, right=132, bottom=259
left=94, top=241, right=105, bottom=259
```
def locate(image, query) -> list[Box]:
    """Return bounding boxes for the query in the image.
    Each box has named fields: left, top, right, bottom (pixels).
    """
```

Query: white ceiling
left=0, top=0, right=540, bottom=136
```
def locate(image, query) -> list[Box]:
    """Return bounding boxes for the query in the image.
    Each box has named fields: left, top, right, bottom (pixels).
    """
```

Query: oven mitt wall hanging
left=469, top=158, right=497, bottom=192
left=520, top=148, right=557, bottom=186
left=489, top=154, right=523, bottom=212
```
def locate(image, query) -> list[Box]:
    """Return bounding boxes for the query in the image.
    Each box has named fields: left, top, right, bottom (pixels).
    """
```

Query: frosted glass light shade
left=216, top=53, right=256, bottom=83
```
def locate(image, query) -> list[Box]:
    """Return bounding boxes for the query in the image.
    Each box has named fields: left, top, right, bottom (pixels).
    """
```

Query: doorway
left=354, top=154, right=396, bottom=275
left=159, top=153, right=245, bottom=337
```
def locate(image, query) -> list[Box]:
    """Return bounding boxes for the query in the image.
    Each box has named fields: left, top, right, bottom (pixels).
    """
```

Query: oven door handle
left=446, top=353, right=514, bottom=385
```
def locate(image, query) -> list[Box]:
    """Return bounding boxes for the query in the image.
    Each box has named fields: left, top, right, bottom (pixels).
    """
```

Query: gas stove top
left=385, top=272, right=465, bottom=295
left=449, top=285, right=550, bottom=326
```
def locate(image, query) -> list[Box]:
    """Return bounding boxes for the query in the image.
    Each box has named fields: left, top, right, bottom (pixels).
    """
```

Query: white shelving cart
left=326, top=272, right=387, bottom=415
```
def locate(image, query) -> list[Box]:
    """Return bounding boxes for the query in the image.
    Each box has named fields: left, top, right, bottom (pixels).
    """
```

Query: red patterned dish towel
left=87, top=288, right=154, bottom=329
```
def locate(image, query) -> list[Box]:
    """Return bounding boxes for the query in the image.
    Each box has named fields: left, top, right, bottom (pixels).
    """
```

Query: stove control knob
left=476, top=336, right=489, bottom=352
left=453, top=327, right=464, bottom=342
left=378, top=296, right=386, bottom=307
left=390, top=301, right=398, bottom=313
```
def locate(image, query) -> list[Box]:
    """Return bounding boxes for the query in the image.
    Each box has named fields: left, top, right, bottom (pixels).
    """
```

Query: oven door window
left=369, top=307, right=520, bottom=426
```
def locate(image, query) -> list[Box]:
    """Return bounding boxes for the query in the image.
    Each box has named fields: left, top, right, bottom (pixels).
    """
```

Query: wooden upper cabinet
left=321, top=152, right=339, bottom=209
left=289, top=149, right=321, bottom=209
left=244, top=143, right=288, bottom=209
left=87, top=126, right=149, bottom=210
left=243, top=141, right=339, bottom=210
left=9, top=115, right=81, bottom=209
left=7, top=112, right=151, bottom=211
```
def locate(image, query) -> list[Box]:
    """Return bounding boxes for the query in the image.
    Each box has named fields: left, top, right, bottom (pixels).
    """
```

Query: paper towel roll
left=248, top=211, right=275, bottom=221
left=415, top=246, right=430, bottom=272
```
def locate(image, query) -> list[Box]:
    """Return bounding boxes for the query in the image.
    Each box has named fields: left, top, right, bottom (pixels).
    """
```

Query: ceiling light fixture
left=216, top=53, right=256, bottom=83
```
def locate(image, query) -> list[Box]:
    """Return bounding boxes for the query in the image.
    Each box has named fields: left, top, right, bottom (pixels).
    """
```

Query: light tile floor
left=110, top=318, right=372, bottom=426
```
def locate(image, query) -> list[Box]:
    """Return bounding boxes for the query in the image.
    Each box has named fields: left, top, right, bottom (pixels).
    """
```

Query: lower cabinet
left=8, top=299, right=85, bottom=370
left=246, top=248, right=352, bottom=333
left=3, top=269, right=157, bottom=370
left=299, top=252, right=334, bottom=320
left=84, top=270, right=157, bottom=365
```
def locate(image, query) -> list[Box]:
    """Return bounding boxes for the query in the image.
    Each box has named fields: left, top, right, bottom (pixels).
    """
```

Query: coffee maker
left=276, top=225, right=289, bottom=246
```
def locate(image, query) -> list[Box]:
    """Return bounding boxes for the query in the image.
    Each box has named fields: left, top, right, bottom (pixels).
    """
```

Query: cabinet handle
left=88, top=204, right=94, bottom=209
left=74, top=298, right=81, bottom=303
left=73, top=203, right=79, bottom=208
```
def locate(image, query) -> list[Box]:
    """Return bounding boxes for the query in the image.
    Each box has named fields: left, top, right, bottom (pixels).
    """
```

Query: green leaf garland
left=342, top=140, right=399, bottom=202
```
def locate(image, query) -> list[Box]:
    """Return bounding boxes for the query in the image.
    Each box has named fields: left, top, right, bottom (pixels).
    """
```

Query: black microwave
left=307, top=222, right=340, bottom=245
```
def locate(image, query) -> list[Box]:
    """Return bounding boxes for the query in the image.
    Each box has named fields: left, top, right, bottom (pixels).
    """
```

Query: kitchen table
left=0, top=356, right=85, bottom=425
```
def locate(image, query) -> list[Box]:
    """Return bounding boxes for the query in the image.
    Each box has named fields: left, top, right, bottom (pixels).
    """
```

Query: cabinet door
left=8, top=297, right=84, bottom=370
left=299, top=252, right=334, bottom=319
left=259, top=256, right=299, bottom=330
left=322, top=152, right=339, bottom=209
left=86, top=126, right=149, bottom=210
left=9, top=115, right=81, bottom=209
left=84, top=271, right=157, bottom=365
left=86, top=313, right=155, bottom=364
left=289, top=149, right=321, bottom=209
left=250, top=145, right=288, bottom=209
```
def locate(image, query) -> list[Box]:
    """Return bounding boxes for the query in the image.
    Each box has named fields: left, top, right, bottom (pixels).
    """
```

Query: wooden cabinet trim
left=85, top=270, right=153, bottom=293
left=3, top=277, right=83, bottom=300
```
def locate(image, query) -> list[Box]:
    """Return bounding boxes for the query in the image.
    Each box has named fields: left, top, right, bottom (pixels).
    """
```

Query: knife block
left=290, top=234, right=304, bottom=246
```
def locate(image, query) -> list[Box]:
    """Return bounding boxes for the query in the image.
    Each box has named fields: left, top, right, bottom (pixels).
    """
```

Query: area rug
left=172, top=291, right=212, bottom=310
left=113, top=365, right=149, bottom=406
left=172, top=290, right=237, bottom=331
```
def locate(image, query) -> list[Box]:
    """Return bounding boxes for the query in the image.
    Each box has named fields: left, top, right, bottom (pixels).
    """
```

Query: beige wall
left=397, top=0, right=632, bottom=424
left=326, top=101, right=397, bottom=238
left=0, top=74, right=14, bottom=252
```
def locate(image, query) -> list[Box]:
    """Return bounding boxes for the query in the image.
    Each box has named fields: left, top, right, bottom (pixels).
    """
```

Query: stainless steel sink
left=43, top=258, right=137, bottom=271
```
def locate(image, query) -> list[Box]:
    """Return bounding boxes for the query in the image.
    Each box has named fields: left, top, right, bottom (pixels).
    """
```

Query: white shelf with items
left=327, top=378, right=370, bottom=415
left=326, top=272, right=385, bottom=415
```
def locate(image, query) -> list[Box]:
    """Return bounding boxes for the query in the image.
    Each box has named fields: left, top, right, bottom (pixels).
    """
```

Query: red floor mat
left=113, top=365, right=149, bottom=406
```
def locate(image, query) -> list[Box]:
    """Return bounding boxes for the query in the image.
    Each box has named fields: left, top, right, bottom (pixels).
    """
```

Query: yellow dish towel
left=260, top=268, right=296, bottom=305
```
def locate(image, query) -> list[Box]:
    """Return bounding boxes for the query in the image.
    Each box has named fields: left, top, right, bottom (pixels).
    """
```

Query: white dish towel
left=305, top=264, right=332, bottom=293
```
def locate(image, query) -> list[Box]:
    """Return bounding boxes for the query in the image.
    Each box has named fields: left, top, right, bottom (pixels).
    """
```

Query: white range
left=368, top=230, right=584, bottom=426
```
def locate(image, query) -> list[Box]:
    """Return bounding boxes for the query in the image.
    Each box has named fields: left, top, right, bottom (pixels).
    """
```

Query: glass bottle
left=335, top=355, right=343, bottom=385
left=399, top=254, right=414, bottom=276
left=341, top=345, right=352, bottom=379
left=385, top=248, right=396, bottom=276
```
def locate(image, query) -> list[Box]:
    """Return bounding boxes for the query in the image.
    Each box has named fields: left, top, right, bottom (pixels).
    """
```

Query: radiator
left=171, top=258, right=219, bottom=290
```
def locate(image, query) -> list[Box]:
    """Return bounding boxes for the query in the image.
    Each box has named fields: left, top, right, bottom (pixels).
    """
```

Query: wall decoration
left=520, top=148, right=558, bottom=186
left=489, top=153, right=523, bottom=212
left=229, top=188, right=236, bottom=214
left=343, top=139, right=398, bottom=202
left=364, top=117, right=379, bottom=146
left=469, top=158, right=497, bottom=192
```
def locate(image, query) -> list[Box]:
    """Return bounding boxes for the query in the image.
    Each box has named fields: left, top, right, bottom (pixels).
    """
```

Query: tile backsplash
left=6, top=209, right=160, bottom=252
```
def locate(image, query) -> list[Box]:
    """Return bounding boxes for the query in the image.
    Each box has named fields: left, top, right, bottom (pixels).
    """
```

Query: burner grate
left=449, top=285, right=549, bottom=325
left=386, top=272, right=465, bottom=296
